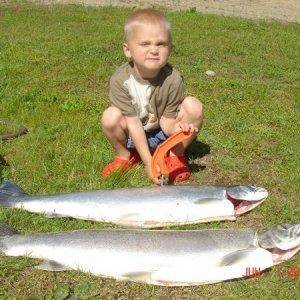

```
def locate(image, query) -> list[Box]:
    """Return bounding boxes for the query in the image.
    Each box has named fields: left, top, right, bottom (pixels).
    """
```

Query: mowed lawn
left=0, top=2, right=299, bottom=299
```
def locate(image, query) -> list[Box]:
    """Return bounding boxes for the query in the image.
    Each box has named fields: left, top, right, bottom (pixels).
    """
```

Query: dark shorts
left=125, top=129, right=167, bottom=150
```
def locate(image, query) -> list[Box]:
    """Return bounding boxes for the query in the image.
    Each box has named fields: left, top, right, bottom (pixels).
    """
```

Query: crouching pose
left=101, top=9, right=203, bottom=183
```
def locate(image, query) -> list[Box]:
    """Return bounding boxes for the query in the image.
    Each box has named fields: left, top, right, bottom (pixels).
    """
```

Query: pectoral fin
left=218, top=248, right=259, bottom=266
left=218, top=247, right=273, bottom=268
left=35, top=260, right=71, bottom=272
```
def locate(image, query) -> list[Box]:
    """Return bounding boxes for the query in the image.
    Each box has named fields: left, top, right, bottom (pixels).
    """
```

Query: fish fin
left=119, top=213, right=140, bottom=220
left=0, top=221, right=19, bottom=237
left=0, top=221, right=19, bottom=255
left=35, top=260, right=71, bottom=272
left=117, top=213, right=142, bottom=227
left=45, top=213, right=62, bottom=219
left=121, top=271, right=155, bottom=282
left=218, top=248, right=258, bottom=266
left=0, top=181, right=27, bottom=204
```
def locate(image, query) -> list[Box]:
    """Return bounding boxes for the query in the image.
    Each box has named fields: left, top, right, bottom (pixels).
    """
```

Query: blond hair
left=124, top=9, right=171, bottom=42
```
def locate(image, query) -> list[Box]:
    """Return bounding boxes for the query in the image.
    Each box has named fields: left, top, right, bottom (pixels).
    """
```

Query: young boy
left=101, top=9, right=203, bottom=183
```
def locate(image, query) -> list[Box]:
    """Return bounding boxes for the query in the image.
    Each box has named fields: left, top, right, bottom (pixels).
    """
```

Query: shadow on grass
left=187, top=140, right=211, bottom=173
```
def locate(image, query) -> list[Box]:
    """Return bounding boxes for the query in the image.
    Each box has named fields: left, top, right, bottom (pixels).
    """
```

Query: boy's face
left=123, top=23, right=172, bottom=79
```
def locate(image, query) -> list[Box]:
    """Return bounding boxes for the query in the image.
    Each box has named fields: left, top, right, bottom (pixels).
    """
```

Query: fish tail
left=0, top=221, right=19, bottom=255
left=0, top=180, right=27, bottom=206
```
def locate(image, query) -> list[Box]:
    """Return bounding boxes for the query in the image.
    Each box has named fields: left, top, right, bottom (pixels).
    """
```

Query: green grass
left=0, top=1, right=299, bottom=298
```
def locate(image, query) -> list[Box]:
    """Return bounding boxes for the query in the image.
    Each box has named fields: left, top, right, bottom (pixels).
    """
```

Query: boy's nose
left=149, top=45, right=159, bottom=54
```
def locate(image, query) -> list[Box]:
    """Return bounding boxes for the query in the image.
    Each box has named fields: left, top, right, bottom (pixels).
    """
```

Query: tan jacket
left=109, top=62, right=185, bottom=131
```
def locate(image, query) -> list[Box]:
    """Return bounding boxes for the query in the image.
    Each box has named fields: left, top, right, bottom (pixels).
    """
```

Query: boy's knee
left=101, top=106, right=124, bottom=130
left=181, top=96, right=203, bottom=120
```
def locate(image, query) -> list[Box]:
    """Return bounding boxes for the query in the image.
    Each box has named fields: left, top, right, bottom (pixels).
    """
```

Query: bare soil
left=30, top=0, right=300, bottom=23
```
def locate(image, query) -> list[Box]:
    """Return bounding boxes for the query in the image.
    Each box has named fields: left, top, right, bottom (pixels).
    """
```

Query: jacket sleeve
left=162, top=73, right=185, bottom=118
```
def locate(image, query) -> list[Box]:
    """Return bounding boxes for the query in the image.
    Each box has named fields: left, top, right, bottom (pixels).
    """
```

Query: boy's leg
left=101, top=106, right=130, bottom=159
left=159, top=96, right=203, bottom=182
left=159, top=96, right=203, bottom=156
left=101, top=106, right=140, bottom=178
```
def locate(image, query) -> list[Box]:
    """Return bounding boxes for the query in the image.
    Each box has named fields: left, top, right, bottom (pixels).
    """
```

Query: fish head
left=257, top=223, right=300, bottom=265
left=258, top=223, right=300, bottom=251
left=226, top=185, right=268, bottom=202
left=226, top=185, right=268, bottom=215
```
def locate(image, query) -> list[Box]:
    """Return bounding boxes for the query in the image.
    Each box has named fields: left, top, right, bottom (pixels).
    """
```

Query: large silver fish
left=0, top=223, right=299, bottom=286
left=0, top=181, right=267, bottom=228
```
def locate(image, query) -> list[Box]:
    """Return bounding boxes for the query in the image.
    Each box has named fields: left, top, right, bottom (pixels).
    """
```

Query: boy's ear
left=123, top=43, right=131, bottom=59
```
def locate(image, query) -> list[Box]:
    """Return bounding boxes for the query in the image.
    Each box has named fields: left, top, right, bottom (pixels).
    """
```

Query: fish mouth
left=269, top=245, right=300, bottom=265
left=225, top=185, right=268, bottom=215
left=233, top=199, right=265, bottom=216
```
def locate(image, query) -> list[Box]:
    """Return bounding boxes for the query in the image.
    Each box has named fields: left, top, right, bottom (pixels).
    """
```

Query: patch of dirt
left=29, top=0, right=300, bottom=23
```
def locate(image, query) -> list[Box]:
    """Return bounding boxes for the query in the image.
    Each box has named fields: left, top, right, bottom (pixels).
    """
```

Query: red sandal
left=101, top=150, right=140, bottom=179
left=165, top=155, right=190, bottom=182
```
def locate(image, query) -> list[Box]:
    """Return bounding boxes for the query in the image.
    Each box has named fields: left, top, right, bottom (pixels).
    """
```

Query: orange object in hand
left=151, top=130, right=193, bottom=184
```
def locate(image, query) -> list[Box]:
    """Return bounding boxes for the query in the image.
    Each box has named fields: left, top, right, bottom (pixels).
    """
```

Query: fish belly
left=121, top=248, right=274, bottom=286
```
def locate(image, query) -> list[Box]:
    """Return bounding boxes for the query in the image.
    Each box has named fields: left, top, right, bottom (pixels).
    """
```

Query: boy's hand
left=145, top=162, right=161, bottom=185
left=175, top=122, right=198, bottom=134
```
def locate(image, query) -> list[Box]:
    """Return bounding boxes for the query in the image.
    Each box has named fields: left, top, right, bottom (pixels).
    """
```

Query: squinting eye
left=157, top=42, right=169, bottom=47
left=140, top=42, right=150, bottom=46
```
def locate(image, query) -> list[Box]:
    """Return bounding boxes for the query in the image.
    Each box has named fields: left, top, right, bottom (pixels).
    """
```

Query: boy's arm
left=161, top=70, right=197, bottom=134
left=125, top=116, right=160, bottom=184
left=125, top=116, right=152, bottom=166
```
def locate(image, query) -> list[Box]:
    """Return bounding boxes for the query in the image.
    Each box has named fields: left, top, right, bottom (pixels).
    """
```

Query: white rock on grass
left=205, top=70, right=216, bottom=77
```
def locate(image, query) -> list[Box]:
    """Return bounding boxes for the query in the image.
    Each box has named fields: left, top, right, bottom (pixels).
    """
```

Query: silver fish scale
left=3, top=229, right=256, bottom=255
left=4, top=186, right=226, bottom=206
